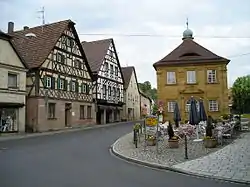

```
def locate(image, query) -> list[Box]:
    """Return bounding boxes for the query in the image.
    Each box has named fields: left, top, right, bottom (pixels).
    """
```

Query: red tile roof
left=10, top=20, right=72, bottom=69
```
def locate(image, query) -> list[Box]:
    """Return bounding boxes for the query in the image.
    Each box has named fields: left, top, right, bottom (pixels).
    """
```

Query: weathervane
left=186, top=17, right=189, bottom=29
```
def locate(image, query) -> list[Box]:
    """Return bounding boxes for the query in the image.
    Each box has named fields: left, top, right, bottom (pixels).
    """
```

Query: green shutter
left=43, top=75, right=47, bottom=88
left=86, top=84, right=90, bottom=94
left=69, top=80, right=72, bottom=91
left=64, top=80, right=68, bottom=91
left=75, top=81, right=79, bottom=93
left=51, top=77, right=55, bottom=89
left=57, top=76, right=60, bottom=89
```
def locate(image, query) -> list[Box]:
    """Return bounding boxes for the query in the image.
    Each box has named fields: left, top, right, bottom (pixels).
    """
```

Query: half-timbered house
left=8, top=20, right=95, bottom=132
left=82, top=39, right=124, bottom=124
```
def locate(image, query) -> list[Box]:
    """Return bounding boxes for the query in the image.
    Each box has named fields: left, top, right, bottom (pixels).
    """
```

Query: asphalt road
left=0, top=122, right=246, bottom=187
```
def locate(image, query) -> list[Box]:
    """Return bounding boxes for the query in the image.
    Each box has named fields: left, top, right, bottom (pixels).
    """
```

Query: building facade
left=0, top=31, right=27, bottom=133
left=82, top=39, right=124, bottom=124
left=10, top=20, right=95, bottom=132
left=121, top=66, right=140, bottom=121
left=140, top=91, right=152, bottom=117
left=153, top=26, right=230, bottom=122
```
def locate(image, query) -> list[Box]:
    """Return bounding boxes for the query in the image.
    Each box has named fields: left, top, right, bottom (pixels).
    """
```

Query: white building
left=0, top=30, right=27, bottom=133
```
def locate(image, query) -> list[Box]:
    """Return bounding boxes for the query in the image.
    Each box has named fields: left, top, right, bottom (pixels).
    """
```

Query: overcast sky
left=1, top=0, right=250, bottom=88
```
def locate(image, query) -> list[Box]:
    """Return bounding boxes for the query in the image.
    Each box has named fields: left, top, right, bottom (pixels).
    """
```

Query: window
left=104, top=62, right=108, bottom=72
left=110, top=64, right=114, bottom=74
left=115, top=67, right=118, bottom=76
left=8, top=73, right=18, bottom=88
left=56, top=53, right=65, bottom=64
left=167, top=101, right=175, bottom=112
left=74, top=59, right=81, bottom=68
left=187, top=71, right=196, bottom=84
left=87, top=106, right=92, bottom=118
left=108, top=86, right=111, bottom=96
left=67, top=38, right=73, bottom=47
left=166, top=72, right=176, bottom=84
left=117, top=88, right=120, bottom=97
left=80, top=105, right=85, bottom=119
left=103, top=85, right=107, bottom=95
left=207, top=70, right=217, bottom=83
left=113, top=87, right=116, bottom=98
left=82, top=83, right=87, bottom=93
left=71, top=81, right=76, bottom=92
left=185, top=100, right=200, bottom=112
left=46, top=76, right=52, bottom=88
left=59, top=78, right=65, bottom=90
left=209, top=100, right=218, bottom=111
left=48, top=103, right=56, bottom=118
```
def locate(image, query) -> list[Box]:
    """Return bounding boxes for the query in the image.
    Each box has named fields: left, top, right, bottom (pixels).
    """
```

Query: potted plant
left=147, top=135, right=156, bottom=146
left=167, top=122, right=179, bottom=148
left=204, top=116, right=217, bottom=148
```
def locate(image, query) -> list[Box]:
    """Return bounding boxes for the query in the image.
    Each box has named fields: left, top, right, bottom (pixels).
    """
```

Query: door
left=65, top=103, right=72, bottom=127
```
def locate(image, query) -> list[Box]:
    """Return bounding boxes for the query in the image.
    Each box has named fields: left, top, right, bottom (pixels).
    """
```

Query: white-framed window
left=209, top=100, right=218, bottom=111
left=187, top=71, right=196, bottom=84
left=167, top=101, right=175, bottom=112
left=82, top=83, right=87, bottom=93
left=46, top=77, right=52, bottom=88
left=110, top=64, right=114, bottom=74
left=166, top=72, right=176, bottom=84
left=8, top=73, right=18, bottom=88
left=71, top=81, right=76, bottom=92
left=56, top=53, right=65, bottom=63
left=185, top=100, right=200, bottom=112
left=207, top=70, right=217, bottom=83
left=59, top=79, right=64, bottom=90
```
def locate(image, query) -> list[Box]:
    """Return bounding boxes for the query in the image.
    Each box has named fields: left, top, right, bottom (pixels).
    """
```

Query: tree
left=232, top=75, right=250, bottom=114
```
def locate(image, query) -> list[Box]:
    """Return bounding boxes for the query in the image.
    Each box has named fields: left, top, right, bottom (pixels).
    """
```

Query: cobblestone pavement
left=112, top=131, right=250, bottom=184
left=173, top=132, right=250, bottom=183
left=113, top=132, right=237, bottom=167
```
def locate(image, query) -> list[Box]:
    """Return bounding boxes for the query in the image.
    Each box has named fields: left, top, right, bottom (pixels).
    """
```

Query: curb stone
left=111, top=136, right=250, bottom=186
left=0, top=120, right=143, bottom=142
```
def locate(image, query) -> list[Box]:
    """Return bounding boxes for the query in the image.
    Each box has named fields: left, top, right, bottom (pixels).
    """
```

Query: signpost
left=145, top=115, right=158, bottom=152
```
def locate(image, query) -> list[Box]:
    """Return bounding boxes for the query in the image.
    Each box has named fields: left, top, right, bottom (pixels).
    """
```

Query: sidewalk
left=0, top=120, right=142, bottom=142
left=111, top=131, right=250, bottom=185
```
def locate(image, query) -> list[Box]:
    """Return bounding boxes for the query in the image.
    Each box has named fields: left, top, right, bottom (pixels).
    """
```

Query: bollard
left=184, top=134, right=188, bottom=159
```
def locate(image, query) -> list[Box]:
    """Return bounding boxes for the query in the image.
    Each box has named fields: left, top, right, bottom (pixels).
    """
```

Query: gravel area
left=113, top=131, right=241, bottom=167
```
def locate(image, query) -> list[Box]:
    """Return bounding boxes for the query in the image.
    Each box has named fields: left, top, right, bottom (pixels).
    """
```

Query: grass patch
left=242, top=114, right=250, bottom=119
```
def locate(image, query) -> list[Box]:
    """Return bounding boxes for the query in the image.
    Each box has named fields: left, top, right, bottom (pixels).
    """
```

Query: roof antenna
left=37, top=6, right=45, bottom=31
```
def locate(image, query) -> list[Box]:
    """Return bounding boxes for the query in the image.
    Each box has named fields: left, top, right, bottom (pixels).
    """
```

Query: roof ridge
left=13, top=19, right=73, bottom=33
left=84, top=38, right=113, bottom=43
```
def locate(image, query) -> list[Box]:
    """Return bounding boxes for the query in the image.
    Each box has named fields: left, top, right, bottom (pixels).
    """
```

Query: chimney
left=23, top=26, right=29, bottom=30
left=8, top=21, right=14, bottom=34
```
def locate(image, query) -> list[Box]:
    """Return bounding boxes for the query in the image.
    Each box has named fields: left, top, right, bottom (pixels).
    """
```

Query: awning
left=0, top=102, right=25, bottom=108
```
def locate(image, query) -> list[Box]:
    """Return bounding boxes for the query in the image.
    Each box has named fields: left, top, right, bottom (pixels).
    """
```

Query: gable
left=11, top=20, right=72, bottom=69
left=41, top=25, right=92, bottom=80
left=82, top=39, right=111, bottom=73
left=98, top=40, right=124, bottom=84
left=0, top=38, right=25, bottom=68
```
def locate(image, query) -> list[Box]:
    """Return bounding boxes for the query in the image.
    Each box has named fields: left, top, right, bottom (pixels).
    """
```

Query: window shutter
left=43, top=76, right=47, bottom=88
left=51, top=77, right=55, bottom=89
left=69, top=80, right=72, bottom=91
left=57, top=76, right=60, bottom=89
left=64, top=80, right=68, bottom=91
left=86, top=84, right=90, bottom=94
left=75, top=81, right=79, bottom=93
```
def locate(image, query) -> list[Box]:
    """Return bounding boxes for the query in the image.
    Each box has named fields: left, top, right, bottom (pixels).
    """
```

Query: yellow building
left=153, top=26, right=230, bottom=122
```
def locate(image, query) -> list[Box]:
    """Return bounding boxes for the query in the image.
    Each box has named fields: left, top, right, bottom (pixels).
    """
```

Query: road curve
left=0, top=122, right=245, bottom=187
